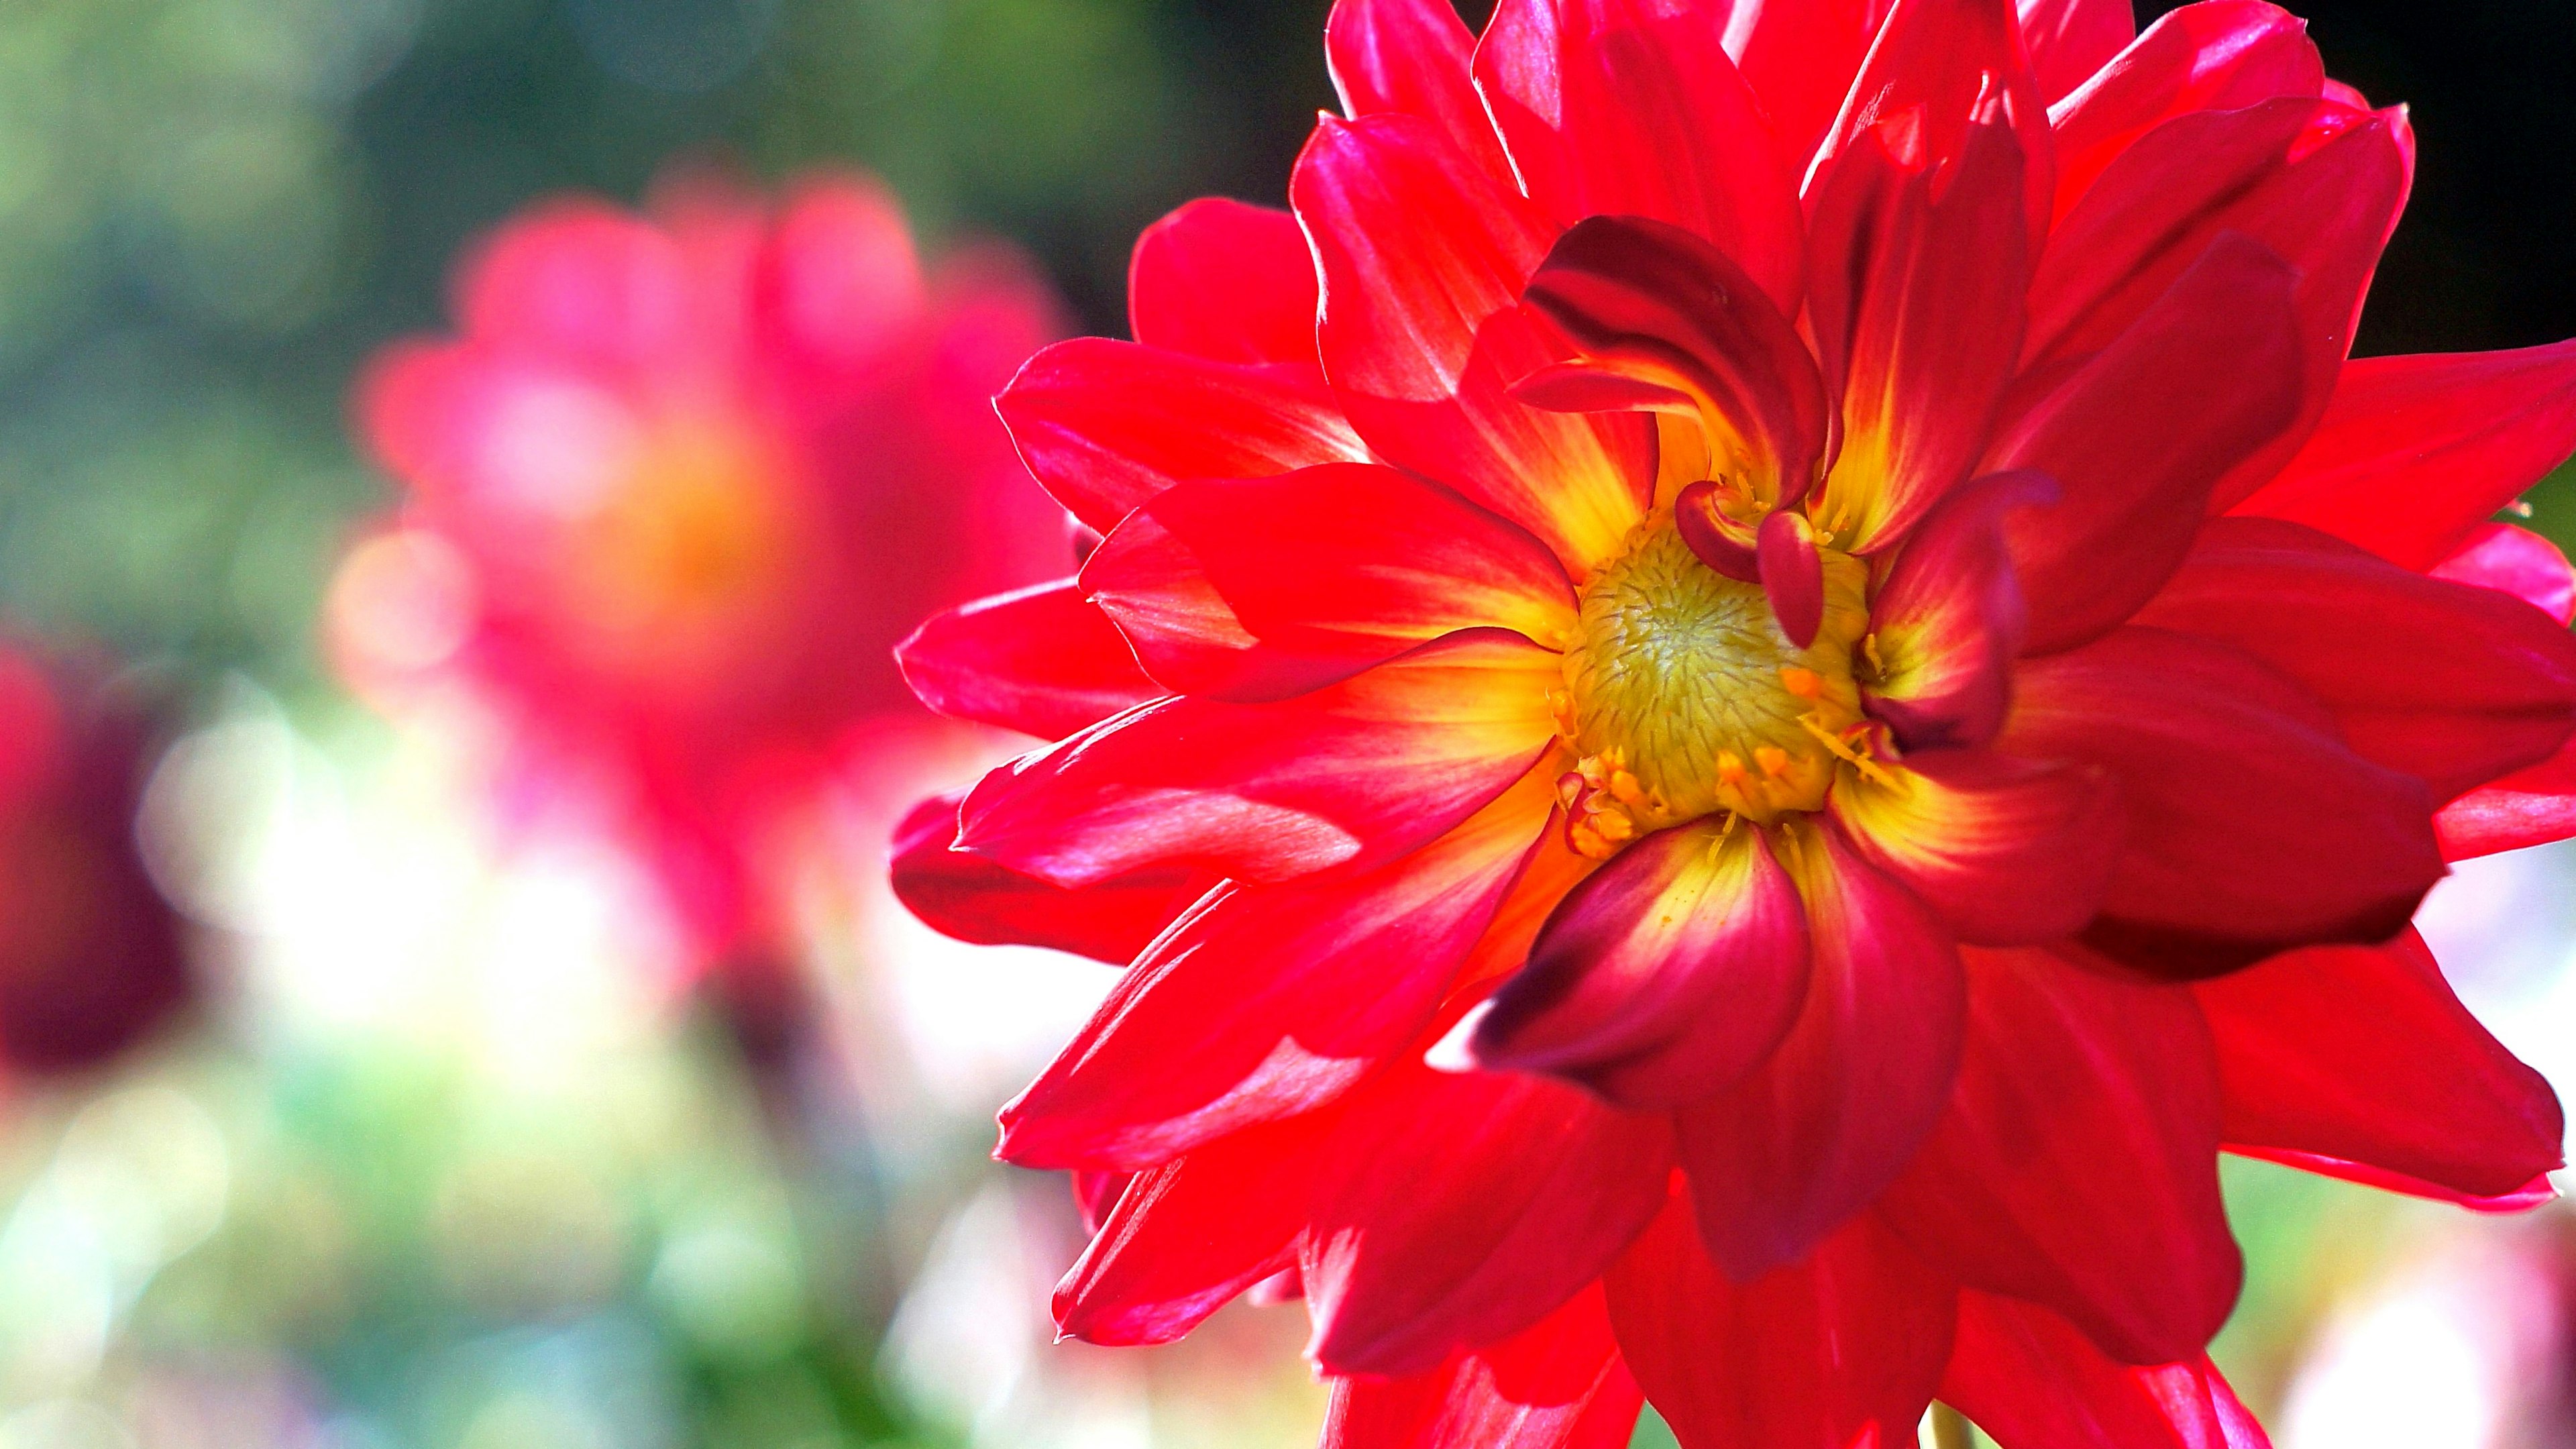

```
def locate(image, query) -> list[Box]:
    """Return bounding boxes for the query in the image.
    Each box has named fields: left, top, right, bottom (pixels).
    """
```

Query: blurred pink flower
left=332, top=169, right=1067, bottom=994
left=0, top=639, right=191, bottom=1077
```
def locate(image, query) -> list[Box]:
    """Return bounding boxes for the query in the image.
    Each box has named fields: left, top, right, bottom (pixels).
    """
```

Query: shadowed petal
left=1473, top=818, right=1811, bottom=1110
left=2135, top=518, right=2576, bottom=804
left=2002, top=627, right=2443, bottom=977
left=2047, top=1, right=2323, bottom=215
left=1605, top=1198, right=1956, bottom=1449
left=1723, top=0, right=1890, bottom=170
left=1676, top=822, right=1965, bottom=1279
left=1322, top=1286, right=1644, bottom=1449
left=1943, top=1293, right=2272, bottom=1449
left=1880, top=947, right=2239, bottom=1366
left=1302, top=1063, right=1674, bottom=1377
left=2019, top=0, right=2133, bottom=104
left=1864, top=471, right=2053, bottom=749
left=2195, top=929, right=2566, bottom=1203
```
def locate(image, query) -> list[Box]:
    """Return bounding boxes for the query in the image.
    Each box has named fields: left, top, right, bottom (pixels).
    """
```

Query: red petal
left=2226, top=1147, right=2556, bottom=1214
left=2232, top=340, right=2576, bottom=569
left=2195, top=928, right=2566, bottom=1203
left=2030, top=99, right=2410, bottom=512
left=1605, top=1198, right=1956, bottom=1449
left=1322, top=1286, right=1643, bottom=1449
left=1054, top=1108, right=1338, bottom=1346
left=1128, top=199, right=1320, bottom=367
left=1326, top=0, right=1514, bottom=179
left=1880, top=947, right=2239, bottom=1366
left=1758, top=510, right=1826, bottom=649
left=2018, top=0, right=2133, bottom=105
left=1477, top=0, right=1803, bottom=314
left=1831, top=749, right=2122, bottom=947
left=996, top=338, right=1366, bottom=533
left=1073, top=1170, right=1130, bottom=1235
left=1676, top=824, right=1966, bottom=1279
left=2135, top=517, right=2576, bottom=803
left=1805, top=117, right=2032, bottom=555
left=1302, top=1064, right=1674, bottom=1377
left=997, top=771, right=1554, bottom=1170
left=2434, top=523, right=2576, bottom=626
left=1809, top=0, right=2053, bottom=241
left=2048, top=1, right=2324, bottom=216
left=1987, top=233, right=2304, bottom=654
left=1943, top=1293, right=2272, bottom=1449
left=1520, top=215, right=1829, bottom=511
left=2002, top=627, right=2443, bottom=976
left=1082, top=462, right=1577, bottom=702
left=896, top=580, right=1159, bottom=740
left=447, top=199, right=698, bottom=369
left=890, top=790, right=1212, bottom=963
left=1473, top=818, right=1812, bottom=1110
left=1863, top=470, right=2053, bottom=750
left=957, top=628, right=1562, bottom=888
left=2436, top=737, right=2576, bottom=861
left=1724, top=0, right=1890, bottom=170
left=1293, top=113, right=1653, bottom=575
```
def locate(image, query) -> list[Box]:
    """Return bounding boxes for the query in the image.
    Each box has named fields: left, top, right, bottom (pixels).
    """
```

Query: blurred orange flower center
left=1556, top=514, right=1870, bottom=849
left=571, top=417, right=798, bottom=663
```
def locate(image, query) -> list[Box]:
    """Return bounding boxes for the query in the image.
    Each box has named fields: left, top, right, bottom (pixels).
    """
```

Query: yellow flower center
left=1555, top=513, right=1872, bottom=853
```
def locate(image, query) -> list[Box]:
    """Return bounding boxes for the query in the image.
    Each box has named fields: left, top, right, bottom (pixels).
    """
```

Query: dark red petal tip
left=1758, top=509, right=1826, bottom=648
left=1674, top=480, right=1762, bottom=582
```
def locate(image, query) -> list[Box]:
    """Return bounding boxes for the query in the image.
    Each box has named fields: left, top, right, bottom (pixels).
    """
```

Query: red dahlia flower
left=894, top=0, right=2576, bottom=1443
left=0, top=639, right=191, bottom=1079
left=336, top=170, right=1067, bottom=994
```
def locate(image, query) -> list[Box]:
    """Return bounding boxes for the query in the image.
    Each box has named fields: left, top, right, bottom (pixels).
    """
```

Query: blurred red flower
left=897, top=0, right=2576, bottom=1444
left=335, top=170, right=1067, bottom=1004
left=0, top=640, right=191, bottom=1079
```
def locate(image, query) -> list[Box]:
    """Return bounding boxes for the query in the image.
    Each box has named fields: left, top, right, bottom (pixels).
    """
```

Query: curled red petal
left=998, top=771, right=1552, bottom=1171
left=1864, top=470, right=2055, bottom=750
left=1605, top=1198, right=1957, bottom=1449
left=2195, top=928, right=2566, bottom=1203
left=1672, top=479, right=1764, bottom=582
left=1321, top=1285, right=1643, bottom=1449
left=1988, top=233, right=2305, bottom=654
left=1942, top=1293, right=2273, bottom=1449
left=1880, top=947, right=2239, bottom=1367
left=2135, top=517, right=2576, bottom=804
left=996, top=338, right=1366, bottom=533
left=2002, top=627, right=2443, bottom=977
left=2232, top=340, right=2576, bottom=570
left=1301, top=1063, right=1674, bottom=1377
left=1521, top=215, right=1829, bottom=511
left=1473, top=818, right=1811, bottom=1111
left=1127, top=198, right=1319, bottom=367
left=890, top=790, right=1211, bottom=963
left=1757, top=509, right=1826, bottom=649
left=1676, top=823, right=1966, bottom=1279
left=1082, top=462, right=1577, bottom=702
left=957, top=628, right=1562, bottom=889
left=1477, top=0, right=1803, bottom=314
left=1295, top=113, right=1653, bottom=574
left=1831, top=749, right=2122, bottom=947
left=895, top=580, right=1159, bottom=740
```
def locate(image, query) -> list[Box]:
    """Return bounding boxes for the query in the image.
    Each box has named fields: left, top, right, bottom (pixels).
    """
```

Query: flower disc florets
left=1558, top=512, right=1870, bottom=845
